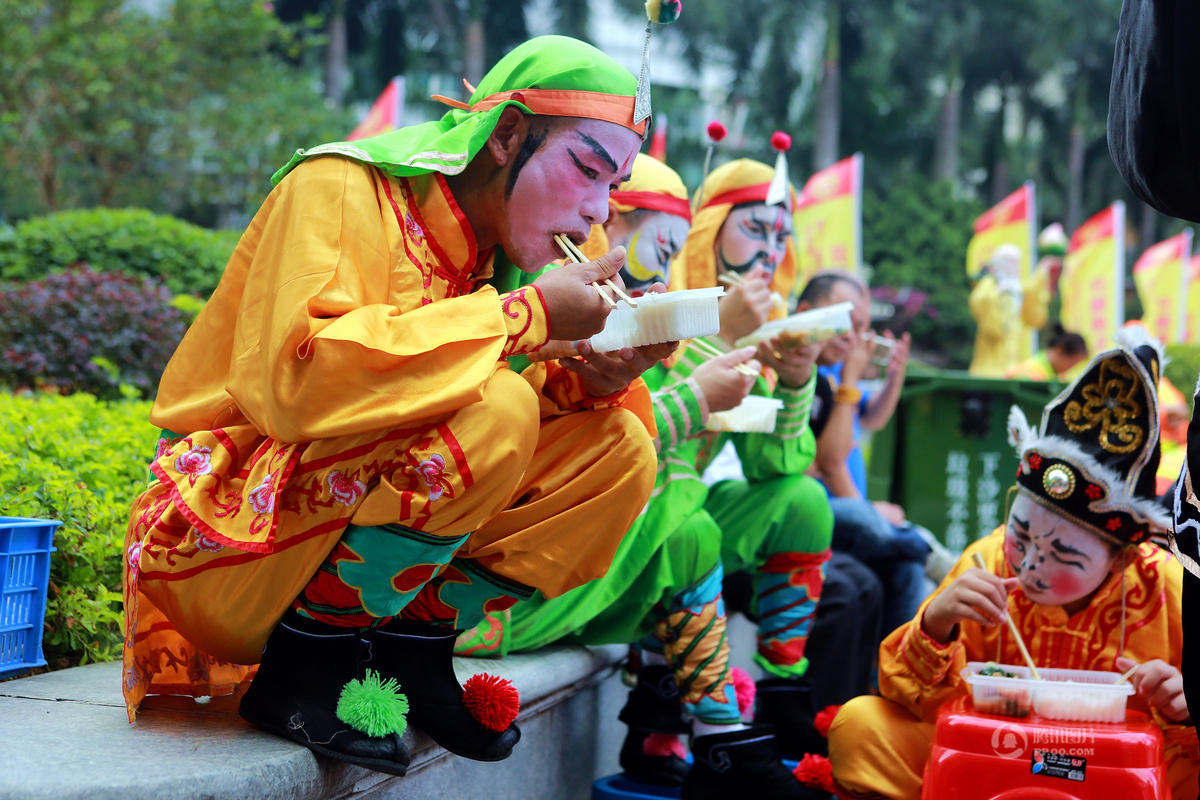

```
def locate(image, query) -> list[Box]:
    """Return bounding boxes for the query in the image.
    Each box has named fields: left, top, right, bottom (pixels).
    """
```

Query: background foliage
left=0, top=0, right=354, bottom=227
left=0, top=392, right=157, bottom=668
left=0, top=208, right=238, bottom=296
left=0, top=267, right=190, bottom=399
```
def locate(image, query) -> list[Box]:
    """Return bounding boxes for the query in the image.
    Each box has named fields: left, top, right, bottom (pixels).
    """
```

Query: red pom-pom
left=706, top=120, right=728, bottom=143
left=792, top=753, right=835, bottom=792
left=771, top=131, right=792, bottom=152
left=730, top=667, right=756, bottom=717
left=813, top=704, right=842, bottom=738
left=643, top=732, right=688, bottom=759
left=462, top=673, right=520, bottom=732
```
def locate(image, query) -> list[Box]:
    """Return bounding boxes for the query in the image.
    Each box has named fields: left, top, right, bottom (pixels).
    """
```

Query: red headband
left=701, top=182, right=794, bottom=210
left=610, top=190, right=692, bottom=222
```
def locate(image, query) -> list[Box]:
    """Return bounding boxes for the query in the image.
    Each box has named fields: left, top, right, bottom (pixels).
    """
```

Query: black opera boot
left=238, top=611, right=410, bottom=775
left=618, top=726, right=690, bottom=786
left=754, top=676, right=827, bottom=758
left=617, top=664, right=690, bottom=733
left=368, top=619, right=520, bottom=761
left=683, top=726, right=831, bottom=800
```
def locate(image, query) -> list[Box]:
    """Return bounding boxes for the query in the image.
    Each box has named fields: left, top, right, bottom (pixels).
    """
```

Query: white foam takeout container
left=962, top=661, right=1133, bottom=723
left=734, top=301, right=854, bottom=350
left=705, top=395, right=784, bottom=433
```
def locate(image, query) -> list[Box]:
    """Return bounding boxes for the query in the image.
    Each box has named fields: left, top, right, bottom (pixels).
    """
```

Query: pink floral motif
left=417, top=453, right=450, bottom=501
left=194, top=530, right=224, bottom=553
left=127, top=542, right=143, bottom=576
left=248, top=473, right=277, bottom=515
left=405, top=211, right=426, bottom=246
left=327, top=470, right=367, bottom=506
left=175, top=446, right=213, bottom=482
left=155, top=437, right=173, bottom=459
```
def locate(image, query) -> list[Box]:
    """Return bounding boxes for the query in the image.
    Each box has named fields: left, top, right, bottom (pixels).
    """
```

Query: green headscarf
left=272, top=35, right=643, bottom=186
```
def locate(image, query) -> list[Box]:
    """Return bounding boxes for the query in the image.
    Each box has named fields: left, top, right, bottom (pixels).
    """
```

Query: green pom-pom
left=336, top=669, right=409, bottom=738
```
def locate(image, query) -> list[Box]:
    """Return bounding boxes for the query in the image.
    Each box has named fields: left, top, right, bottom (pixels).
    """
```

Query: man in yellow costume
left=827, top=329, right=1200, bottom=799
left=122, top=35, right=673, bottom=776
left=968, top=243, right=1052, bottom=377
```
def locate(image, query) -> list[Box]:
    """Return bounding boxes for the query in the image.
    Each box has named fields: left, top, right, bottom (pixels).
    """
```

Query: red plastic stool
left=922, top=695, right=1167, bottom=799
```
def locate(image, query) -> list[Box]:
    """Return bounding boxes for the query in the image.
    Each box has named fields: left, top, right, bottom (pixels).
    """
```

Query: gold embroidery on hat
left=1042, top=464, right=1076, bottom=498
left=1062, top=360, right=1144, bottom=454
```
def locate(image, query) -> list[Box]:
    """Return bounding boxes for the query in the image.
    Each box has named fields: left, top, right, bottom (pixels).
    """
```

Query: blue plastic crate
left=0, top=517, right=59, bottom=678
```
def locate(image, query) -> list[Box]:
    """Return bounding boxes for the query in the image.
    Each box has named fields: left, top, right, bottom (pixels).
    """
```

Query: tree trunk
left=931, top=57, right=961, bottom=182
left=1065, top=83, right=1087, bottom=232
left=989, top=90, right=1010, bottom=204
left=39, top=149, right=57, bottom=212
left=1138, top=200, right=1158, bottom=252
left=324, top=0, right=347, bottom=107
left=813, top=0, right=841, bottom=171
left=464, top=0, right=485, bottom=85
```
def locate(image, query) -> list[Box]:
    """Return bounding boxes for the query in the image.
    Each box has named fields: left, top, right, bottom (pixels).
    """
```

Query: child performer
left=828, top=330, right=1200, bottom=800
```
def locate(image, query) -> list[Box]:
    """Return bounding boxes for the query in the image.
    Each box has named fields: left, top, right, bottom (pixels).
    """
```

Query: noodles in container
left=962, top=661, right=1133, bottom=723
left=530, top=287, right=724, bottom=361
left=734, top=301, right=854, bottom=350
left=706, top=395, right=784, bottom=433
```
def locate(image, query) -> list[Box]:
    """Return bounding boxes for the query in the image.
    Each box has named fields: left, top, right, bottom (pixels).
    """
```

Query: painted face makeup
left=1003, top=493, right=1117, bottom=610
left=609, top=211, right=689, bottom=294
left=503, top=118, right=641, bottom=272
left=714, top=202, right=793, bottom=278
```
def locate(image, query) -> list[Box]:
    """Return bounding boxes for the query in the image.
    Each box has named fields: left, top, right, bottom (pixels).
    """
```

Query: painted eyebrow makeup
left=573, top=131, right=625, bottom=178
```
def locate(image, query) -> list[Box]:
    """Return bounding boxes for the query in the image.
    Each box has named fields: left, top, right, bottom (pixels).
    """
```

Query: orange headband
left=432, top=88, right=648, bottom=137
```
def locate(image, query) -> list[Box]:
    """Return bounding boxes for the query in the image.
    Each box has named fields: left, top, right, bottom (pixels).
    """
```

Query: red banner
left=348, top=77, right=405, bottom=141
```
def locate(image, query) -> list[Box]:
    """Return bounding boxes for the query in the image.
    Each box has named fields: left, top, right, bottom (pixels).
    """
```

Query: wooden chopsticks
left=688, top=336, right=758, bottom=377
left=971, top=551, right=1042, bottom=680
left=554, top=234, right=637, bottom=308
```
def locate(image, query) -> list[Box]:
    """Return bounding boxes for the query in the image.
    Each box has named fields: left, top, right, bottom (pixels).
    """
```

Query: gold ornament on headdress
left=1062, top=359, right=1145, bottom=454
left=1042, top=464, right=1076, bottom=499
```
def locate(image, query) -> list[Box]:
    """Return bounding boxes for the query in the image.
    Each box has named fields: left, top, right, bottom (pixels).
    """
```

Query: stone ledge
left=0, top=645, right=627, bottom=800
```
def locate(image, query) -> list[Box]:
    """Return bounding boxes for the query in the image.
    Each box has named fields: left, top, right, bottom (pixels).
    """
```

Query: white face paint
left=608, top=210, right=690, bottom=294
left=1003, top=493, right=1117, bottom=608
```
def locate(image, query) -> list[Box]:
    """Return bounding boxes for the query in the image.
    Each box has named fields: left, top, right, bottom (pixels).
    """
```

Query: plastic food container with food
left=705, top=396, right=783, bottom=433
left=962, top=662, right=1133, bottom=723
left=734, top=301, right=854, bottom=350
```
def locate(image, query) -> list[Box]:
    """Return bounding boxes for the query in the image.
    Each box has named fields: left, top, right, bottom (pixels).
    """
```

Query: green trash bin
left=866, top=371, right=1065, bottom=552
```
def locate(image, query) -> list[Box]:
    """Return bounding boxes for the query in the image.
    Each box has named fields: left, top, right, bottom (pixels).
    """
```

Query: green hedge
left=0, top=391, right=158, bottom=668
left=0, top=208, right=239, bottom=297
left=1165, top=344, right=1200, bottom=408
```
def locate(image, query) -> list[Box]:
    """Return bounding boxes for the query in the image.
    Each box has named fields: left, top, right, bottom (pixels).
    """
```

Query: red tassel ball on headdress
left=706, top=120, right=728, bottom=143
left=813, top=704, right=842, bottom=738
left=792, top=753, right=836, bottom=792
left=462, top=673, right=520, bottom=732
left=771, top=131, right=792, bottom=152
left=730, top=667, right=756, bottom=717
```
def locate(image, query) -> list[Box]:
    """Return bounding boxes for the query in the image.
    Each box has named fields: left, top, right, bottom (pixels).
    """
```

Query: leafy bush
left=0, top=266, right=189, bottom=399
left=863, top=176, right=984, bottom=369
left=0, top=391, right=158, bottom=668
left=0, top=208, right=239, bottom=297
left=1165, top=344, right=1200, bottom=408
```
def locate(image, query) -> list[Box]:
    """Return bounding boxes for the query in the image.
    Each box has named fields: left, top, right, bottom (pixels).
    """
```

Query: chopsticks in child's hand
left=971, top=551, right=1041, bottom=680
left=554, top=234, right=637, bottom=308
left=689, top=336, right=758, bottom=378
left=1115, top=662, right=1140, bottom=685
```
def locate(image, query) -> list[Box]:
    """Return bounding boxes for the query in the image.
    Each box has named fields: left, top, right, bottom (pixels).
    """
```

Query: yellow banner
left=965, top=183, right=1035, bottom=280
left=1133, top=231, right=1192, bottom=343
left=1060, top=202, right=1126, bottom=354
left=792, top=154, right=862, bottom=292
left=1187, top=256, right=1200, bottom=344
